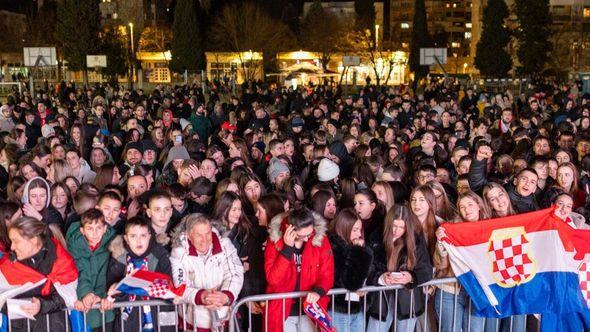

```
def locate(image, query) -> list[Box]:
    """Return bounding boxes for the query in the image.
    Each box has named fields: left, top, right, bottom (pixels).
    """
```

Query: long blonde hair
left=482, top=182, right=516, bottom=217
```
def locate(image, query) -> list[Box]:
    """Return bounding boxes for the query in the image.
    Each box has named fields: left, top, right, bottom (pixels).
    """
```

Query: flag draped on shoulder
left=439, top=207, right=587, bottom=318
left=0, top=237, right=78, bottom=308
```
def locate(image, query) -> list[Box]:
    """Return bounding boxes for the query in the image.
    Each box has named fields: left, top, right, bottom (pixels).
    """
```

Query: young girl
left=434, top=191, right=490, bottom=332
left=212, top=191, right=267, bottom=331
left=328, top=208, right=373, bottom=332
left=312, top=190, right=338, bottom=221
left=239, top=172, right=265, bottom=217
left=354, top=188, right=386, bottom=239
left=367, top=205, right=433, bottom=332
left=21, top=177, right=66, bottom=244
left=409, top=185, right=440, bottom=256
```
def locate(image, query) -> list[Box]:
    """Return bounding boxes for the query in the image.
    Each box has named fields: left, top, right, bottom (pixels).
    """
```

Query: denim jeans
left=366, top=297, right=418, bottom=332
left=484, top=315, right=527, bottom=332
left=283, top=315, right=315, bottom=332
left=434, top=288, right=486, bottom=332
left=332, top=311, right=365, bottom=332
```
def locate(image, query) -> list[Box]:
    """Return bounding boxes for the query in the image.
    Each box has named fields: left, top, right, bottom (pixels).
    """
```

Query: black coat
left=366, top=232, right=433, bottom=321
left=227, top=223, right=267, bottom=298
left=328, top=233, right=373, bottom=314
left=7, top=239, right=67, bottom=332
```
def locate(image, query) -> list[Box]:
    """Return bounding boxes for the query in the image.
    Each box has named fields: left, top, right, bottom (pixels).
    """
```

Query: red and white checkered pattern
left=488, top=234, right=535, bottom=286
left=147, top=280, right=172, bottom=298
left=579, top=261, right=590, bottom=307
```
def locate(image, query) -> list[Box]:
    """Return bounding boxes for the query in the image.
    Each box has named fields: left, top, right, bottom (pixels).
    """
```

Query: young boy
left=167, top=183, right=193, bottom=228
left=67, top=208, right=116, bottom=332
left=189, top=176, right=214, bottom=214
left=146, top=190, right=174, bottom=248
left=96, top=191, right=125, bottom=234
left=106, top=216, right=175, bottom=332
left=64, top=189, right=100, bottom=233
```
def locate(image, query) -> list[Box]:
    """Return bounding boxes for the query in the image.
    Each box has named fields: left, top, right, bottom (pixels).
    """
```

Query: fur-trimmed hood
left=268, top=211, right=327, bottom=247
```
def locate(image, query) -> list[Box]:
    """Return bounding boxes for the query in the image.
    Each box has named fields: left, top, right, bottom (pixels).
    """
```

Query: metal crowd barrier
left=5, top=300, right=203, bottom=332
left=5, top=277, right=535, bottom=331
left=228, top=277, right=532, bottom=332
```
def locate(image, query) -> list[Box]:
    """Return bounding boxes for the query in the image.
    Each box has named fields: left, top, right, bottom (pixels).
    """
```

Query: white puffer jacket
left=170, top=227, right=244, bottom=329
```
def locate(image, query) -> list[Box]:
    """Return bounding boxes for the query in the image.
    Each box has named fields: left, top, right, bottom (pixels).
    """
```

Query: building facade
left=390, top=0, right=473, bottom=74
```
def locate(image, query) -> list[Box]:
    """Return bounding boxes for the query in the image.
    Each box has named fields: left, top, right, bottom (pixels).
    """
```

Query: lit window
left=466, top=23, right=472, bottom=29
left=451, top=42, right=461, bottom=48
left=113, top=12, right=118, bottom=19
left=446, top=3, right=450, bottom=8
left=584, top=8, right=590, bottom=17
left=464, top=32, right=472, bottom=39
left=401, top=23, right=410, bottom=29
left=453, top=3, right=457, bottom=8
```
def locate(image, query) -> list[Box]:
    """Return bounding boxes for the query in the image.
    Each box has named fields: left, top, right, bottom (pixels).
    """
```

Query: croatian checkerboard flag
left=116, top=270, right=185, bottom=300
left=439, top=207, right=588, bottom=318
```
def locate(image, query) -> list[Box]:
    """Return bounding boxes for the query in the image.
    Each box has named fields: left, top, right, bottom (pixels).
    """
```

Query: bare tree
left=209, top=1, right=295, bottom=81
left=340, top=29, right=393, bottom=86
left=300, top=1, right=348, bottom=70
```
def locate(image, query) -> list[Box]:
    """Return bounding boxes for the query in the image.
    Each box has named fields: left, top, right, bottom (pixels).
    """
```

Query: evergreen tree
left=514, top=0, right=552, bottom=76
left=55, top=0, right=101, bottom=84
left=475, top=0, right=512, bottom=77
left=170, top=0, right=204, bottom=73
left=409, top=0, right=431, bottom=81
left=355, top=0, right=375, bottom=32
left=100, top=29, right=127, bottom=82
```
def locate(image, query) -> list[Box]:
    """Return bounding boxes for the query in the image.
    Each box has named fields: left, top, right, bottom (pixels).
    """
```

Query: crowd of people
left=0, top=78, right=587, bottom=332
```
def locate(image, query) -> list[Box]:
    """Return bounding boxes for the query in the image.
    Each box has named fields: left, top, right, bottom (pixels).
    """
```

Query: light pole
left=375, top=24, right=380, bottom=51
left=128, top=22, right=135, bottom=88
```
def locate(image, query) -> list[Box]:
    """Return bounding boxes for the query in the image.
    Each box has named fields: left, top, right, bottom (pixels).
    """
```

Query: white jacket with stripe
left=170, top=227, right=244, bottom=329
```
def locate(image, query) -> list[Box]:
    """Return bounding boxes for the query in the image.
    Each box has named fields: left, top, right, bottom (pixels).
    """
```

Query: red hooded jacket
left=264, top=212, right=334, bottom=332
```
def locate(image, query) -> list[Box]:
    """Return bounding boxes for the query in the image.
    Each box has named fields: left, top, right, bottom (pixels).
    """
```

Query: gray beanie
left=317, top=158, right=340, bottom=182
left=268, top=158, right=290, bottom=183
left=164, top=146, right=190, bottom=169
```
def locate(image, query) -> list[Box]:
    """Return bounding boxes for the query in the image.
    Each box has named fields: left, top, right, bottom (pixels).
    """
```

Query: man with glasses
left=264, top=207, right=334, bottom=332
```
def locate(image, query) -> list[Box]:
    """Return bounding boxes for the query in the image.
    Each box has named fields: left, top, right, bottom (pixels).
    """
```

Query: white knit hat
left=317, top=158, right=340, bottom=182
left=180, top=118, right=191, bottom=131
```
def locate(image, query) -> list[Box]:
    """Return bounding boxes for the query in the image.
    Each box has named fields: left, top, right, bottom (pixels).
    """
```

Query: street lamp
left=375, top=24, right=380, bottom=51
left=128, top=22, right=135, bottom=87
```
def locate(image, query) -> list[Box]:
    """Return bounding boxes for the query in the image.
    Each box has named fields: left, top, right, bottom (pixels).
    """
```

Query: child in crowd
left=96, top=191, right=124, bottom=234
left=145, top=189, right=174, bottom=249
left=67, top=208, right=116, bottom=332
left=106, top=216, right=175, bottom=332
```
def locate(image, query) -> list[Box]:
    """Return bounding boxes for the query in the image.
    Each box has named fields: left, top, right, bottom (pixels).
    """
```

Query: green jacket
left=66, top=222, right=116, bottom=328
left=188, top=113, right=212, bottom=143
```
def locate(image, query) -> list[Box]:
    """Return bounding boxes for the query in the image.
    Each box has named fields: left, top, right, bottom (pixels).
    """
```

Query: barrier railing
left=227, top=277, right=531, bottom=332
left=5, top=277, right=533, bottom=331
left=5, top=300, right=202, bottom=332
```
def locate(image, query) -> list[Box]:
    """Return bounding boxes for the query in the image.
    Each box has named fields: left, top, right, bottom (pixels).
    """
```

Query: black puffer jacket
left=366, top=232, right=433, bottom=321
left=328, top=233, right=373, bottom=314
left=7, top=238, right=67, bottom=332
